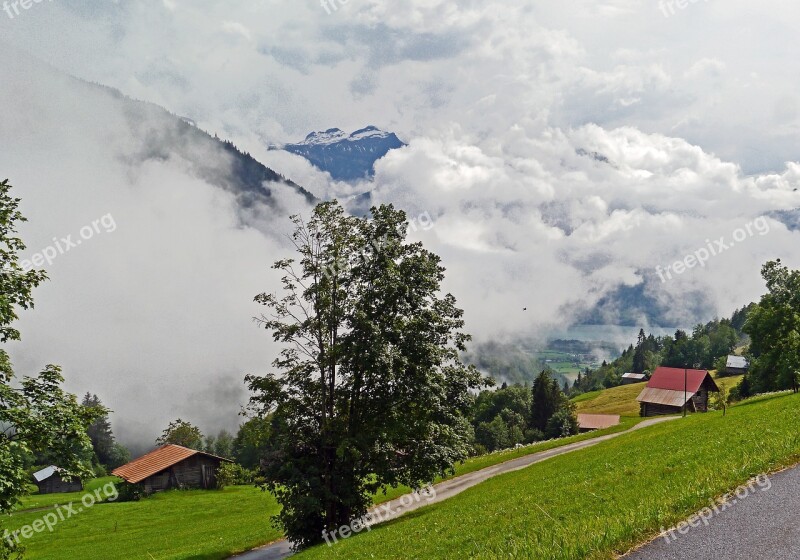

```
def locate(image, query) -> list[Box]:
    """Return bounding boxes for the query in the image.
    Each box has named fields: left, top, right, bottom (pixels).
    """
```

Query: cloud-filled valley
left=1, top=0, right=800, bottom=448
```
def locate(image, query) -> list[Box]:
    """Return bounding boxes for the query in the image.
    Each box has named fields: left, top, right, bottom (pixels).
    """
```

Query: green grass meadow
left=6, top=382, right=794, bottom=560
left=295, top=391, right=800, bottom=560
left=5, top=485, right=281, bottom=560
left=3, top=420, right=635, bottom=560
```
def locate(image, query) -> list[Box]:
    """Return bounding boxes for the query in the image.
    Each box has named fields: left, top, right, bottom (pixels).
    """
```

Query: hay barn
left=637, top=367, right=719, bottom=417
left=112, top=444, right=232, bottom=494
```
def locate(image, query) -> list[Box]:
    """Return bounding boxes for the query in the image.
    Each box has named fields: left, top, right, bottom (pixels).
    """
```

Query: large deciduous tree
left=246, top=201, right=486, bottom=548
left=744, top=260, right=800, bottom=394
left=0, top=179, right=100, bottom=559
left=156, top=419, right=205, bottom=450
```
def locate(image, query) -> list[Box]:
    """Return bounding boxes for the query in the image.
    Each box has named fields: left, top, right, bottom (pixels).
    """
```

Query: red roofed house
left=112, top=444, right=232, bottom=494
left=637, top=367, right=719, bottom=417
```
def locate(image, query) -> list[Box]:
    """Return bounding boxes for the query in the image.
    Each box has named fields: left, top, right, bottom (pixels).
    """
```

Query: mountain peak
left=279, top=126, right=406, bottom=182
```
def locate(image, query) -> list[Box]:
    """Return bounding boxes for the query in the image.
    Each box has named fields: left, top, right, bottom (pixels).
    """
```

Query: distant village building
left=112, top=444, right=232, bottom=494
left=577, top=414, right=621, bottom=432
left=637, top=367, right=719, bottom=417
left=725, top=355, right=749, bottom=376
left=621, top=372, right=648, bottom=385
left=32, top=466, right=83, bottom=495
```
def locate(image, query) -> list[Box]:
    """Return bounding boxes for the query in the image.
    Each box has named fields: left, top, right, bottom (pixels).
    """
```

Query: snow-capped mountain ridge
left=279, top=126, right=406, bottom=182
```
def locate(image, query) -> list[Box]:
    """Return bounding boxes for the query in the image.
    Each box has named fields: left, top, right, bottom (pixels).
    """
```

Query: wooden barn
left=112, top=444, right=232, bottom=494
left=32, top=466, right=83, bottom=495
left=637, top=367, right=719, bottom=417
left=622, top=372, right=648, bottom=385
left=725, top=355, right=749, bottom=376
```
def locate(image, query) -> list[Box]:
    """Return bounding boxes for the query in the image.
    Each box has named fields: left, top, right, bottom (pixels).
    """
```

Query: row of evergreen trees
left=471, top=371, right=578, bottom=453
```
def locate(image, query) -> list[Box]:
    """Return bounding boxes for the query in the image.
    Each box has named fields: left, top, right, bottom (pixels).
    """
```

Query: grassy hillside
left=574, top=373, right=744, bottom=417
left=295, top=391, right=800, bottom=560
left=5, top=420, right=639, bottom=559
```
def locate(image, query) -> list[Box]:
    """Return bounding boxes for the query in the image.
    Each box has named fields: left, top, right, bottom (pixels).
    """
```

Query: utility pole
left=683, top=368, right=687, bottom=418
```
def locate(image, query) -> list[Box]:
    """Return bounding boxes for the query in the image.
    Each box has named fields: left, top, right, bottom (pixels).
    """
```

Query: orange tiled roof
left=112, top=444, right=229, bottom=484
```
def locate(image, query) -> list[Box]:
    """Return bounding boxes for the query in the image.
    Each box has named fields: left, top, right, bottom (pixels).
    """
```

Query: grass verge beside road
left=295, top=391, right=800, bottom=559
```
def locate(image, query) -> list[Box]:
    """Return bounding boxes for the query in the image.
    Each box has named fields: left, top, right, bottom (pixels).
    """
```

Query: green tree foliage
left=531, top=370, right=566, bottom=432
left=0, top=179, right=100, bottom=559
left=213, top=430, right=235, bottom=459
left=204, top=430, right=235, bottom=458
left=545, top=403, right=580, bottom=439
left=82, top=393, right=116, bottom=467
left=233, top=417, right=271, bottom=470
left=713, top=355, right=729, bottom=376
left=107, top=442, right=131, bottom=470
left=632, top=329, right=647, bottom=373
left=246, top=202, right=486, bottom=547
left=472, top=384, right=530, bottom=451
left=473, top=384, right=529, bottom=427
left=156, top=419, right=204, bottom=450
left=744, top=260, right=800, bottom=394
left=711, top=383, right=730, bottom=416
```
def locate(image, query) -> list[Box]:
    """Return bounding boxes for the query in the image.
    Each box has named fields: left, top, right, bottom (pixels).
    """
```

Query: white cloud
left=2, top=0, right=800, bottom=444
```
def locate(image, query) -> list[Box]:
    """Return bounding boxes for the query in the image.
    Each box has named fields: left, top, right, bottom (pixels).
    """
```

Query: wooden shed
left=622, top=372, right=647, bottom=385
left=725, top=355, right=749, bottom=376
left=637, top=367, right=719, bottom=417
left=112, top=444, right=232, bottom=494
left=32, top=466, right=83, bottom=495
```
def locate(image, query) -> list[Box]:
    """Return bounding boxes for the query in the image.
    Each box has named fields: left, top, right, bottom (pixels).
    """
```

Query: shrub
left=216, top=463, right=257, bottom=489
left=545, top=406, right=579, bottom=439
left=524, top=429, right=545, bottom=444
left=115, top=482, right=144, bottom=502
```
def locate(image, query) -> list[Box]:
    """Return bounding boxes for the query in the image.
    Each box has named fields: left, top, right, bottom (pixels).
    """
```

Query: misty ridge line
left=655, top=216, right=771, bottom=284
left=2, top=0, right=54, bottom=20
left=1, top=214, right=117, bottom=276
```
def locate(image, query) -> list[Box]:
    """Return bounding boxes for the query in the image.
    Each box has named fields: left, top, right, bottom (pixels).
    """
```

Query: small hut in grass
left=112, top=444, right=232, bottom=494
left=32, top=466, right=83, bottom=494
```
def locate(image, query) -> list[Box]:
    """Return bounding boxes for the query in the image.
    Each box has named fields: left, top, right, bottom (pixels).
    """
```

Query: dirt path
left=230, top=416, right=679, bottom=560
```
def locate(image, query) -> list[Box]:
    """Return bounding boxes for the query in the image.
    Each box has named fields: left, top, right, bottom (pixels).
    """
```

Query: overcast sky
left=1, top=0, right=799, bottom=446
